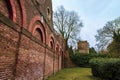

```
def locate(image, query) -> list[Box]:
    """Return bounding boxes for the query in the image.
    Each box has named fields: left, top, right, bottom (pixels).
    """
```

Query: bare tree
left=95, top=17, right=120, bottom=51
left=53, top=6, right=83, bottom=49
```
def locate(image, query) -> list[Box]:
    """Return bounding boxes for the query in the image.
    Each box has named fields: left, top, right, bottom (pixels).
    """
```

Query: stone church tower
left=77, top=41, right=89, bottom=53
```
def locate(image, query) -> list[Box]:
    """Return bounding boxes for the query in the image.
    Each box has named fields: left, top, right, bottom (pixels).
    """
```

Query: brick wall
left=0, top=0, right=9, bottom=18
left=0, top=0, right=64, bottom=80
left=0, top=23, right=19, bottom=80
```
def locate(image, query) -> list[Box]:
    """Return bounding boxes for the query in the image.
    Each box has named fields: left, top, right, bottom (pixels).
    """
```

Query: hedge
left=70, top=52, right=107, bottom=67
left=90, top=58, right=120, bottom=80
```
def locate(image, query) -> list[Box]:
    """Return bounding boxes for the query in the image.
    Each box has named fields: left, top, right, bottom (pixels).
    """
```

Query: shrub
left=70, top=52, right=107, bottom=67
left=90, top=58, right=120, bottom=80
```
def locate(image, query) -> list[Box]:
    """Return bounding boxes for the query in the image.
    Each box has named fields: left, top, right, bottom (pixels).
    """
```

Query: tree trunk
left=65, top=38, right=69, bottom=50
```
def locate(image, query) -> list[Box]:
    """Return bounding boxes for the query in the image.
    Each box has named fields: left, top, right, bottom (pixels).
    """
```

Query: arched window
left=6, top=0, right=16, bottom=22
left=34, top=28, right=43, bottom=42
left=50, top=41, right=53, bottom=49
left=56, top=44, right=59, bottom=53
left=29, top=16, right=45, bottom=43
left=49, top=37, right=54, bottom=49
left=0, top=0, right=13, bottom=20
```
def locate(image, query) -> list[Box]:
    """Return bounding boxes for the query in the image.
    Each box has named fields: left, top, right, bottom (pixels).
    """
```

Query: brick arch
left=8, top=0, right=16, bottom=22
left=29, top=16, right=43, bottom=32
left=59, top=48, right=62, bottom=55
left=55, top=43, right=59, bottom=54
left=32, top=24, right=45, bottom=43
left=49, top=35, right=55, bottom=50
left=19, top=0, right=26, bottom=28
left=1, top=0, right=17, bottom=22
left=28, top=16, right=45, bottom=43
left=59, top=48, right=63, bottom=56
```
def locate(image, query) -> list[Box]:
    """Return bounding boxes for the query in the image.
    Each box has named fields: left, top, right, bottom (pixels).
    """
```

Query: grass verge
left=46, top=68, right=100, bottom=80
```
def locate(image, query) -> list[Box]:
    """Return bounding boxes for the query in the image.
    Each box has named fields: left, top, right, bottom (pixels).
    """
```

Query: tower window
left=47, top=7, right=51, bottom=20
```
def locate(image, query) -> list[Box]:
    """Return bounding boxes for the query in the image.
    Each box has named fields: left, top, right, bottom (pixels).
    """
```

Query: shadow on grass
left=57, top=76, right=66, bottom=79
left=87, top=75, right=101, bottom=80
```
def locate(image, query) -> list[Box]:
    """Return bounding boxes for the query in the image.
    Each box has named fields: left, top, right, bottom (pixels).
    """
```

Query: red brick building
left=0, top=0, right=64, bottom=80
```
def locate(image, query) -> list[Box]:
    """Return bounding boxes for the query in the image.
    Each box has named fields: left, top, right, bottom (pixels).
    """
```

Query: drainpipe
left=43, top=24, right=47, bottom=80
left=13, top=27, right=22, bottom=80
left=58, top=54, right=59, bottom=71
left=43, top=45, right=46, bottom=80
left=53, top=50, right=55, bottom=74
left=62, top=52, right=64, bottom=68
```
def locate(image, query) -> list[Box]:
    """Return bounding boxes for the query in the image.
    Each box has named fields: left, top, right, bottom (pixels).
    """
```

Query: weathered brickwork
left=0, top=0, right=64, bottom=80
left=0, top=0, right=9, bottom=18
left=0, top=23, right=19, bottom=80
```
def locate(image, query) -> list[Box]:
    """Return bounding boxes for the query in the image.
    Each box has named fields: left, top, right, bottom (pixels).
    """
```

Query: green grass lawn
left=46, top=68, right=100, bottom=80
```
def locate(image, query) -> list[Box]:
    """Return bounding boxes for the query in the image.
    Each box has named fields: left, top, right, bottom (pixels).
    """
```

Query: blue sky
left=52, top=0, right=120, bottom=48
